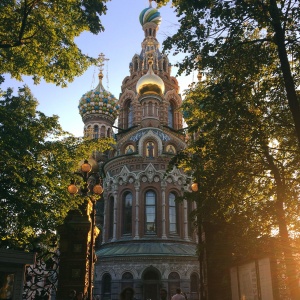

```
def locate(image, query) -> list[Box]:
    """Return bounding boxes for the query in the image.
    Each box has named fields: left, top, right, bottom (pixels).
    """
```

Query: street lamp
left=68, top=159, right=103, bottom=300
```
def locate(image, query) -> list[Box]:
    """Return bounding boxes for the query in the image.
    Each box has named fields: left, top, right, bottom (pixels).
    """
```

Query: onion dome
left=139, top=5, right=162, bottom=26
left=78, top=73, right=119, bottom=120
left=136, top=56, right=165, bottom=95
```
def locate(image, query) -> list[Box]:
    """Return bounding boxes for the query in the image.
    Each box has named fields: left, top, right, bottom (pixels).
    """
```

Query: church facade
left=78, top=4, right=200, bottom=300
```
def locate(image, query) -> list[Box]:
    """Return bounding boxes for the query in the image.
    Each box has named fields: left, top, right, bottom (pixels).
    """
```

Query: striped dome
left=139, top=6, right=162, bottom=26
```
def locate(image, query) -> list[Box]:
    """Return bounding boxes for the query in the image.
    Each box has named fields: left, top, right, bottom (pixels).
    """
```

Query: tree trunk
left=268, top=0, right=300, bottom=148
left=262, top=143, right=300, bottom=300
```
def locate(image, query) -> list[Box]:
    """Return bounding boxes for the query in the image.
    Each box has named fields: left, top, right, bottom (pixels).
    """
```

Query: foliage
left=177, top=72, right=300, bottom=298
left=157, top=0, right=300, bottom=146
left=157, top=0, right=300, bottom=298
left=0, top=0, right=108, bottom=86
left=0, top=85, right=113, bottom=251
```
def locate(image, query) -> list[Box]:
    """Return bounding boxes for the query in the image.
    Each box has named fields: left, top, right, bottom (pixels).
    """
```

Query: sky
left=2, top=0, right=195, bottom=137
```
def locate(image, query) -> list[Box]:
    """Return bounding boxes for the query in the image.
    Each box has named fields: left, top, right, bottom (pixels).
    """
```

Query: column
left=193, top=201, right=198, bottom=243
left=161, top=180, right=167, bottom=239
left=112, top=189, right=118, bottom=241
left=102, top=191, right=107, bottom=243
left=183, top=199, right=189, bottom=241
left=134, top=181, right=140, bottom=239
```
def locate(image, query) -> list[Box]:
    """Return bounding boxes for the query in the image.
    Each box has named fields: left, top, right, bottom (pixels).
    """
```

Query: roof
left=96, top=241, right=198, bottom=258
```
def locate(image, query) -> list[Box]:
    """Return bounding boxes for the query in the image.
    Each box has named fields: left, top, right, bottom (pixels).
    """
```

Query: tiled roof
left=96, top=242, right=198, bottom=258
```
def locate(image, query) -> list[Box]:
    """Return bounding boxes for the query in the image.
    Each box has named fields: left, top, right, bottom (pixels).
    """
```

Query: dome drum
left=138, top=94, right=162, bottom=103
left=82, top=113, right=116, bottom=124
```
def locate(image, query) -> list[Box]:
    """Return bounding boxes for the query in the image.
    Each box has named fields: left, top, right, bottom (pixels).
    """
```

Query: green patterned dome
left=78, top=74, right=119, bottom=121
left=139, top=6, right=162, bottom=26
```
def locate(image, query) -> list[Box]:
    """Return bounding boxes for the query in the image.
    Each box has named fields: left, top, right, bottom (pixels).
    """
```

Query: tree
left=178, top=67, right=300, bottom=298
left=155, top=0, right=300, bottom=298
left=0, top=0, right=108, bottom=86
left=157, top=0, right=300, bottom=147
left=0, top=86, right=113, bottom=250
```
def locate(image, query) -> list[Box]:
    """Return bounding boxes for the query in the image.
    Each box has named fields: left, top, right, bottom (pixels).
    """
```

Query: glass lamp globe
left=93, top=184, right=103, bottom=195
left=191, top=183, right=199, bottom=192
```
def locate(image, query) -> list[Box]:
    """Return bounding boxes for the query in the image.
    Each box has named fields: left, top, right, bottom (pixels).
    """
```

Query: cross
left=97, top=52, right=109, bottom=74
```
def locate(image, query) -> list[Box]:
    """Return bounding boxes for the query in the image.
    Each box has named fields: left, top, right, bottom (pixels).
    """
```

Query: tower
left=78, top=53, right=119, bottom=141
left=78, top=4, right=200, bottom=300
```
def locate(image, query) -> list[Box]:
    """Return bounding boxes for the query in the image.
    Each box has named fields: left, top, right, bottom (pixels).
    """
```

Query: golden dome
left=136, top=62, right=165, bottom=95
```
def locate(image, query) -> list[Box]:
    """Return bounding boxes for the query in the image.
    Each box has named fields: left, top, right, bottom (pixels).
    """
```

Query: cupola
left=78, top=71, right=119, bottom=123
left=136, top=54, right=165, bottom=96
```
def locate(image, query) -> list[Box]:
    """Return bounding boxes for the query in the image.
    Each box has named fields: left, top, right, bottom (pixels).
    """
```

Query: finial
left=97, top=52, right=109, bottom=83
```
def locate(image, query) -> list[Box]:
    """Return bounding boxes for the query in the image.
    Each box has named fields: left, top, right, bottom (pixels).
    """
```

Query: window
left=125, top=100, right=133, bottom=128
left=169, top=192, right=178, bottom=234
left=93, top=125, right=99, bottom=139
left=145, top=191, right=156, bottom=234
left=168, top=272, right=180, bottom=298
left=168, top=103, right=174, bottom=128
left=108, top=196, right=114, bottom=239
left=101, top=273, right=111, bottom=300
left=100, top=125, right=106, bottom=137
left=123, top=192, right=133, bottom=234
left=190, top=273, right=200, bottom=300
left=121, top=272, right=133, bottom=290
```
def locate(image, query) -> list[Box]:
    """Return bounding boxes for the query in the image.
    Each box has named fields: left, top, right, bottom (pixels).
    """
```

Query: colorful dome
left=136, top=61, right=165, bottom=95
left=139, top=6, right=162, bottom=26
left=78, top=74, right=119, bottom=121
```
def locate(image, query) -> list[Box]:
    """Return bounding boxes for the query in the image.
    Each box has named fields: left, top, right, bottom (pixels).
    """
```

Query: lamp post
left=68, top=159, right=103, bottom=300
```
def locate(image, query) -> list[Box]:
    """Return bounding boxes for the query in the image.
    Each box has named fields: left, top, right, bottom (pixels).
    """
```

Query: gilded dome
left=78, top=74, right=119, bottom=120
left=136, top=63, right=165, bottom=95
left=139, top=6, right=162, bottom=26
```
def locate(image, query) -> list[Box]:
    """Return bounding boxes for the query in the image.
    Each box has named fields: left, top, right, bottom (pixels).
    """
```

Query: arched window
left=123, top=192, right=133, bottom=235
left=148, top=101, right=153, bottom=116
left=145, top=191, right=156, bottom=234
left=108, top=196, right=114, bottom=239
left=101, top=273, right=112, bottom=300
left=168, top=272, right=180, bottom=298
left=121, top=272, right=134, bottom=290
left=125, top=100, right=133, bottom=128
left=190, top=273, right=200, bottom=300
left=168, top=103, right=174, bottom=128
left=100, top=125, right=106, bottom=137
left=143, top=268, right=161, bottom=300
left=93, top=125, right=99, bottom=139
left=169, top=192, right=178, bottom=234
left=134, top=58, right=139, bottom=71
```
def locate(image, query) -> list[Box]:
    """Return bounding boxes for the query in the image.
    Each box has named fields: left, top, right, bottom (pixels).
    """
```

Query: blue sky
left=2, top=0, right=195, bottom=137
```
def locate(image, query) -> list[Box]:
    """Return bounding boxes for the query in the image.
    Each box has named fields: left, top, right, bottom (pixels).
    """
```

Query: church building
left=77, top=3, right=200, bottom=300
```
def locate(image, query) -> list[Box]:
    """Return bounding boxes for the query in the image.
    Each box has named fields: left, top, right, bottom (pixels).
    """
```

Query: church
left=77, top=3, right=200, bottom=300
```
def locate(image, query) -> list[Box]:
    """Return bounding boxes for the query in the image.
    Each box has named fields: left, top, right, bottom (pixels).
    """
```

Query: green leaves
left=0, top=0, right=108, bottom=86
left=0, top=86, right=112, bottom=250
